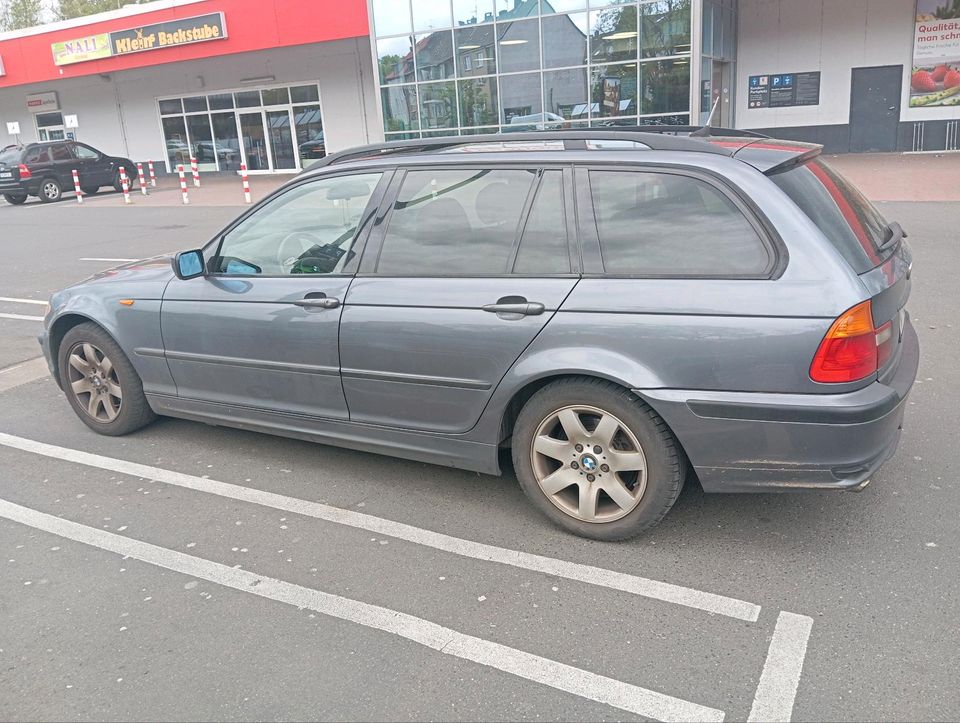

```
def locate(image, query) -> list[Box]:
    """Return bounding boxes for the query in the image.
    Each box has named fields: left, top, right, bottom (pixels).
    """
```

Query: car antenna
left=690, top=96, right=720, bottom=137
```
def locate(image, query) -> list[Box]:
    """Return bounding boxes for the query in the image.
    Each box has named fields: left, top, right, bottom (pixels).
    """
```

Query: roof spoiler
left=727, top=140, right=824, bottom=175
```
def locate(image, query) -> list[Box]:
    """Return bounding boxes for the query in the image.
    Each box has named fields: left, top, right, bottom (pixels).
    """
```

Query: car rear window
left=0, top=146, right=21, bottom=165
left=769, top=159, right=891, bottom=274
left=588, top=170, right=772, bottom=277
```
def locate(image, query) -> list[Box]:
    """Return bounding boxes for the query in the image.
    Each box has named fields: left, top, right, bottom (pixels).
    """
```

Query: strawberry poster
left=911, top=0, right=960, bottom=106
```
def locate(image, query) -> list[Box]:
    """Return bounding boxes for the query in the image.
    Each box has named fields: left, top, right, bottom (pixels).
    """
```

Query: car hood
left=79, top=254, right=175, bottom=286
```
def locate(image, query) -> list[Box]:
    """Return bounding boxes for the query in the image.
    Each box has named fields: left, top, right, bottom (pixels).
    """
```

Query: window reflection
left=640, top=58, right=690, bottom=114
left=544, top=67, right=589, bottom=122
left=419, top=81, right=458, bottom=129
left=372, top=0, right=411, bottom=36
left=497, top=18, right=540, bottom=73
left=413, top=0, right=452, bottom=31
left=453, top=0, right=495, bottom=25
left=641, top=0, right=691, bottom=58
left=540, top=0, right=586, bottom=13
left=500, top=72, right=543, bottom=127
left=416, top=30, right=455, bottom=81
left=381, top=85, right=420, bottom=131
left=456, top=25, right=496, bottom=76
left=590, top=63, right=638, bottom=119
left=542, top=11, right=587, bottom=68
left=458, top=77, right=499, bottom=127
left=378, top=36, right=416, bottom=85
left=590, top=5, right=638, bottom=64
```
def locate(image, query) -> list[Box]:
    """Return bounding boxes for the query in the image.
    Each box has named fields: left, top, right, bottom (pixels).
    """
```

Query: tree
left=1, top=0, right=44, bottom=31
left=54, top=0, right=146, bottom=21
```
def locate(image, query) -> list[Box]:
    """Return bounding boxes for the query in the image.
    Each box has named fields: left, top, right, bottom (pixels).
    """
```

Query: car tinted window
left=377, top=168, right=536, bottom=275
left=50, top=144, right=72, bottom=162
left=24, top=147, right=51, bottom=164
left=589, top=171, right=770, bottom=276
left=212, top=173, right=382, bottom=275
left=513, top=171, right=570, bottom=274
left=769, top=159, right=890, bottom=273
left=73, top=144, right=99, bottom=160
left=0, top=146, right=21, bottom=165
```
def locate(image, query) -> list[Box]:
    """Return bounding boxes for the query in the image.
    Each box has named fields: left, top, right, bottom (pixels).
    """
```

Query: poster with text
left=911, top=0, right=960, bottom=106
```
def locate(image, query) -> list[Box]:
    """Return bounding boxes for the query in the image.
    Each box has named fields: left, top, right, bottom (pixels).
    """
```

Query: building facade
left=0, top=0, right=957, bottom=173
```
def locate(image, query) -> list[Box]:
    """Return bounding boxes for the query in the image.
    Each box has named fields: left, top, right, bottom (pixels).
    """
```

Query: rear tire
left=512, top=377, right=685, bottom=540
left=58, top=323, right=156, bottom=436
left=39, top=178, right=62, bottom=203
left=3, top=192, right=27, bottom=205
left=81, top=185, right=100, bottom=196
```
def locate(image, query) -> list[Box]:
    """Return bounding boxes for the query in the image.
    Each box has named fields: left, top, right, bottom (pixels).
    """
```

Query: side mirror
left=172, top=250, right=205, bottom=280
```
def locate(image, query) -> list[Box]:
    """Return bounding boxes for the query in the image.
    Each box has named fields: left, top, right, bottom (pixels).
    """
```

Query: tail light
left=810, top=300, right=893, bottom=383
left=18, top=164, right=32, bottom=180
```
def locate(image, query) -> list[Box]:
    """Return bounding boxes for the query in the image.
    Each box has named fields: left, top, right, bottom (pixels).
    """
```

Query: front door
left=850, top=65, right=902, bottom=153
left=238, top=111, right=271, bottom=172
left=339, top=166, right=579, bottom=433
left=161, top=171, right=387, bottom=419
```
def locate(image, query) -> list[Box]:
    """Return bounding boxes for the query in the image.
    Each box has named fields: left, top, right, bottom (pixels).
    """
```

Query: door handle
left=482, top=301, right=545, bottom=316
left=293, top=297, right=340, bottom=309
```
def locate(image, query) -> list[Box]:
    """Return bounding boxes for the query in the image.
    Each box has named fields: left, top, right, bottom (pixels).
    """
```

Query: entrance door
left=850, top=65, right=902, bottom=153
left=266, top=110, right=297, bottom=171
left=238, top=111, right=271, bottom=172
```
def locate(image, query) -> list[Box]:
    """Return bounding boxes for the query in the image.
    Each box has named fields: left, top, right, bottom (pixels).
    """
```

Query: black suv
left=0, top=141, right=137, bottom=204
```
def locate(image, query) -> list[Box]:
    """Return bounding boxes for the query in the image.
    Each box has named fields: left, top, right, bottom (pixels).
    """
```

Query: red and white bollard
left=240, top=163, right=252, bottom=204
left=148, top=159, right=157, bottom=187
left=190, top=156, right=200, bottom=188
left=177, top=164, right=190, bottom=205
left=119, top=166, right=131, bottom=205
left=136, top=162, right=148, bottom=196
left=71, top=169, right=83, bottom=205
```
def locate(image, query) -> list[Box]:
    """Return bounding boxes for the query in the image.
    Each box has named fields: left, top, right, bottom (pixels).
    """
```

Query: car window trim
left=359, top=162, right=581, bottom=279
left=507, top=168, right=575, bottom=275
left=201, top=168, right=394, bottom=280
left=577, top=162, right=787, bottom=281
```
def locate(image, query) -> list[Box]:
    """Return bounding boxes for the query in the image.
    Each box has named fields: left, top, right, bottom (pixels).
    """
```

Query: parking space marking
left=0, top=497, right=725, bottom=722
left=78, top=257, right=137, bottom=262
left=748, top=612, right=814, bottom=722
left=0, top=312, right=43, bottom=322
left=0, top=432, right=761, bottom=621
left=0, top=358, right=50, bottom=393
left=0, top=296, right=47, bottom=305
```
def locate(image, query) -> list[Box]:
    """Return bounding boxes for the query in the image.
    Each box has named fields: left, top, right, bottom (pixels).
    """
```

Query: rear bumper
left=636, top=319, right=919, bottom=492
left=0, top=180, right=37, bottom=196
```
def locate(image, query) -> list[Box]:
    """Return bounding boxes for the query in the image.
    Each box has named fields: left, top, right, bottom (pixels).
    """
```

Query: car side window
left=513, top=170, right=570, bottom=274
left=210, top=172, right=382, bottom=276
left=72, top=144, right=99, bottom=160
left=588, top=170, right=771, bottom=276
left=376, top=168, right=536, bottom=276
left=50, top=144, right=72, bottom=162
left=24, top=147, right=51, bottom=164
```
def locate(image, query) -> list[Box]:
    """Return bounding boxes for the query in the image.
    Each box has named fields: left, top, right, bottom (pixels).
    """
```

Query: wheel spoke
left=82, top=343, right=98, bottom=365
left=607, top=450, right=646, bottom=473
left=557, top=408, right=587, bottom=441
left=591, top=414, right=620, bottom=447
left=577, top=482, right=599, bottom=521
left=102, top=398, right=119, bottom=421
left=533, top=434, right=572, bottom=462
left=71, top=378, right=94, bottom=395
left=86, top=394, right=101, bottom=419
left=539, top=467, right=578, bottom=496
left=68, top=354, right=91, bottom=375
left=600, top=478, right=636, bottom=511
left=100, top=356, right=113, bottom=376
left=107, top=382, right=123, bottom=400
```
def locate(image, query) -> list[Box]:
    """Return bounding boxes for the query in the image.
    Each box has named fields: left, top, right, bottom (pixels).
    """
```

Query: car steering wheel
left=277, top=231, right=324, bottom=270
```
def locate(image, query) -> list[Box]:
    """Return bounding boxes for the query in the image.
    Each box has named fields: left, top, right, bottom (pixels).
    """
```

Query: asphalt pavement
left=0, top=192, right=957, bottom=722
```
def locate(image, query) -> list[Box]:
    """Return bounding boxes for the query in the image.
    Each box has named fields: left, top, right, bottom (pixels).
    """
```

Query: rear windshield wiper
left=876, top=221, right=906, bottom=253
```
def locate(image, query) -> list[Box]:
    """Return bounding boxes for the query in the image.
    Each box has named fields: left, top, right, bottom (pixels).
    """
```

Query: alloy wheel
left=67, top=342, right=123, bottom=423
left=530, top=405, right=647, bottom=523
left=43, top=181, right=60, bottom=200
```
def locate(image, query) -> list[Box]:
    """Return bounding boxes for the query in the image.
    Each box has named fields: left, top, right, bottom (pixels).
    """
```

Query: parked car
left=39, top=130, right=918, bottom=540
left=298, top=131, right=326, bottom=160
left=194, top=140, right=239, bottom=165
left=0, top=141, right=137, bottom=204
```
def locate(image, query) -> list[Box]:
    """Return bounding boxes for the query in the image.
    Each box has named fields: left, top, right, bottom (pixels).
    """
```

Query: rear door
left=70, top=142, right=110, bottom=188
left=339, top=165, right=579, bottom=433
left=49, top=143, right=75, bottom=188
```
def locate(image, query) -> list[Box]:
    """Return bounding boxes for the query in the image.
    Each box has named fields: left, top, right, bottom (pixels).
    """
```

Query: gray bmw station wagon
left=40, top=130, right=918, bottom=540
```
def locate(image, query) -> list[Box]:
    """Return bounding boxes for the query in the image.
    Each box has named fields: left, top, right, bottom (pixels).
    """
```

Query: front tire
left=81, top=185, right=100, bottom=196
left=3, top=192, right=27, bottom=205
left=39, top=178, right=62, bottom=203
left=512, top=378, right=685, bottom=541
left=58, top=323, right=156, bottom=436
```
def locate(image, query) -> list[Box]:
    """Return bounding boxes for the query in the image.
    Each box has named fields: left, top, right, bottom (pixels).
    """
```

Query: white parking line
left=0, top=432, right=760, bottom=621
left=747, top=612, right=814, bottom=722
left=0, top=498, right=725, bottom=722
left=0, top=312, right=43, bottom=322
left=0, top=358, right=50, bottom=393
left=78, top=257, right=137, bottom=262
left=0, top=296, right=47, bottom=305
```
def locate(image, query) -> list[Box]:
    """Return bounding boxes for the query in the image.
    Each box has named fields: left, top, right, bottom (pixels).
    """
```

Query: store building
left=0, top=0, right=957, bottom=172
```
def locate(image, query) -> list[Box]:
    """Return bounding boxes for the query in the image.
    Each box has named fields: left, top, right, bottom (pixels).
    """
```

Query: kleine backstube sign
left=51, top=13, right=227, bottom=67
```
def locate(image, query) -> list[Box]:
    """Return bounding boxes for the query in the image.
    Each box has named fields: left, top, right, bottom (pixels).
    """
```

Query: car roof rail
left=313, top=129, right=736, bottom=169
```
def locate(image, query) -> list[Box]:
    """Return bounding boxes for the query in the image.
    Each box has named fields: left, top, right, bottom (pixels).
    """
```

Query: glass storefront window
left=541, top=0, right=586, bottom=12
left=455, top=25, right=496, bottom=76
left=295, top=105, right=325, bottom=167
left=413, top=0, right=452, bottom=31
left=500, top=72, right=542, bottom=126
left=208, top=93, right=234, bottom=110
left=211, top=112, right=241, bottom=171
left=590, top=63, right=638, bottom=119
left=640, top=0, right=691, bottom=58
left=640, top=58, right=690, bottom=114
left=183, top=96, right=208, bottom=113
left=453, top=0, right=494, bottom=25
left=372, top=0, right=411, bottom=36
left=498, top=18, right=540, bottom=73
left=419, top=81, right=458, bottom=130
left=544, top=67, right=589, bottom=121
left=162, top=116, right=189, bottom=169
left=159, top=98, right=183, bottom=115
left=266, top=110, right=297, bottom=170
left=416, top=30, right=455, bottom=81
left=235, top=90, right=261, bottom=108
left=290, top=85, right=320, bottom=104
left=495, top=0, right=534, bottom=21
left=185, top=114, right=216, bottom=171
left=261, top=87, right=290, bottom=106
left=458, top=77, right=499, bottom=127
left=381, top=85, right=420, bottom=131
left=542, top=12, right=587, bottom=69
left=590, top=5, right=638, bottom=65
left=378, top=36, right=416, bottom=85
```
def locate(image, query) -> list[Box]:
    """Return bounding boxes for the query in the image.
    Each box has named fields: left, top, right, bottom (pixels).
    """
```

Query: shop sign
left=747, top=72, right=820, bottom=109
left=51, top=13, right=227, bottom=67
left=911, top=1, right=960, bottom=107
left=52, top=34, right=111, bottom=66
left=26, top=91, right=60, bottom=112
